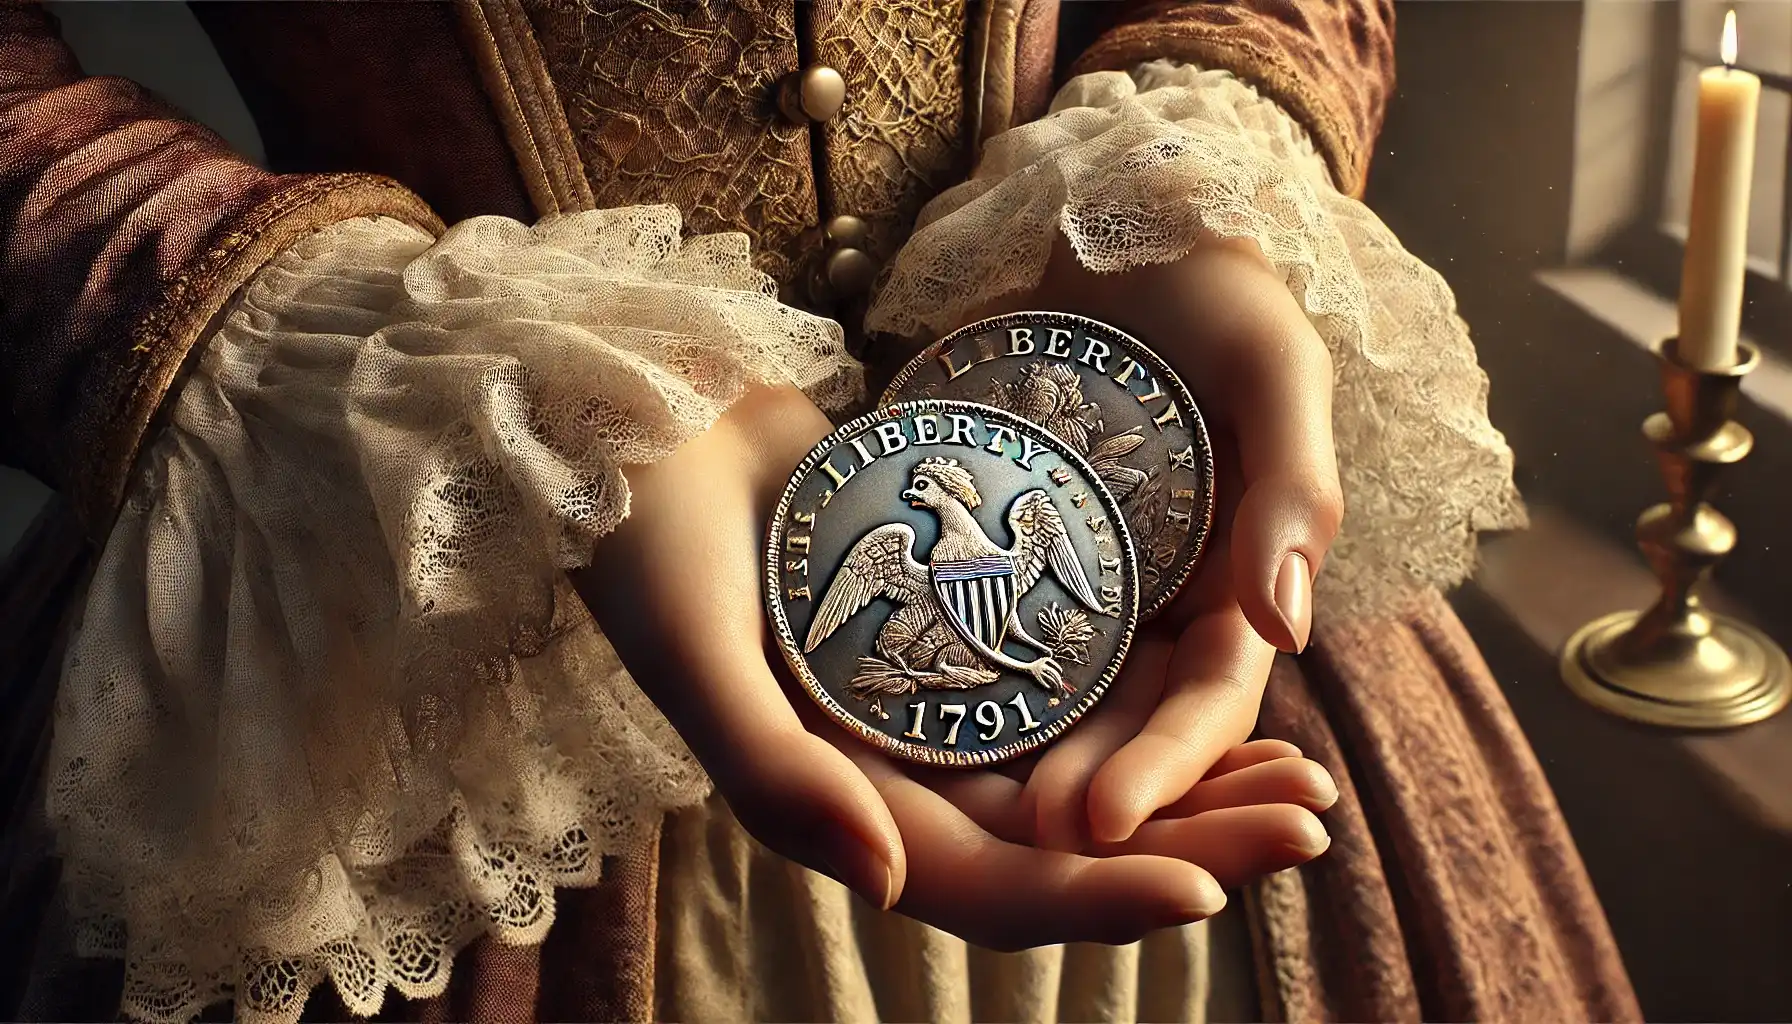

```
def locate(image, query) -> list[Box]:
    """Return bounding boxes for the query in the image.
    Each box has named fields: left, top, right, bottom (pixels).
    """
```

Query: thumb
left=1199, top=284, right=1342, bottom=654
left=1229, top=465, right=1341, bottom=654
left=711, top=715, right=907, bottom=910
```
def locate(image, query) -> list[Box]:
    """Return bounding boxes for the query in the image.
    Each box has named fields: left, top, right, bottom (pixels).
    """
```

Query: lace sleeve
left=47, top=207, right=862, bottom=1024
left=868, top=61, right=1526, bottom=618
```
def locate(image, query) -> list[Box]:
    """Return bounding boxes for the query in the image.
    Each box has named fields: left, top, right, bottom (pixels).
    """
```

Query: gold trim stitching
left=79, top=175, right=442, bottom=539
left=454, top=0, right=595, bottom=217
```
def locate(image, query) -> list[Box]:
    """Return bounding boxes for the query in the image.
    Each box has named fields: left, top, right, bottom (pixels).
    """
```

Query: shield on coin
left=881, top=312, right=1216, bottom=620
left=764, top=399, right=1141, bottom=766
left=930, top=556, right=1017, bottom=653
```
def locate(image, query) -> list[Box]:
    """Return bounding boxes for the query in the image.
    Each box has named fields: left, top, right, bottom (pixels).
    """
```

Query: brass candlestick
left=1560, top=337, right=1791, bottom=729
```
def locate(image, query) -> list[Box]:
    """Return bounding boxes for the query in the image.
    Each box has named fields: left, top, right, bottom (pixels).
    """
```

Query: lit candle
left=1678, top=9, right=1760, bottom=371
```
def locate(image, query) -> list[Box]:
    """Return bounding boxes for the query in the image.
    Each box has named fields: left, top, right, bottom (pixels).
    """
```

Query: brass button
left=825, top=247, right=877, bottom=297
left=824, top=215, right=869, bottom=249
left=779, top=66, right=846, bottom=123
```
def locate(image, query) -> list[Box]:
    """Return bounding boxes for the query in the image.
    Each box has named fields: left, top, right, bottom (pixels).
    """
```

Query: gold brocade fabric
left=514, top=0, right=970, bottom=298
left=517, top=0, right=819, bottom=285
left=808, top=0, right=970, bottom=266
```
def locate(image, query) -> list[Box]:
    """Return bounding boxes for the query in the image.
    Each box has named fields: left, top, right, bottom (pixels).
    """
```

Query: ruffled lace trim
left=48, top=207, right=862, bottom=1023
left=868, top=62, right=1527, bottom=617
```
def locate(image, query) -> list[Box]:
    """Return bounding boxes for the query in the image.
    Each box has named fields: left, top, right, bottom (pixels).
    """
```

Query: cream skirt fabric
left=655, top=794, right=1259, bottom=1024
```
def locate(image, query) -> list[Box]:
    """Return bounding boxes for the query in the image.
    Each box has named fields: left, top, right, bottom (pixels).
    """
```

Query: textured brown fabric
left=1068, top=0, right=1396, bottom=197
left=1011, top=0, right=1062, bottom=128
left=1252, top=591, right=1642, bottom=1023
left=189, top=1, right=536, bottom=225
left=808, top=0, right=970, bottom=269
left=533, top=829, right=663, bottom=1023
left=0, top=3, right=443, bottom=539
left=516, top=0, right=818, bottom=287
left=969, top=0, right=1023, bottom=146
left=971, top=0, right=1062, bottom=146
left=420, top=941, right=541, bottom=1024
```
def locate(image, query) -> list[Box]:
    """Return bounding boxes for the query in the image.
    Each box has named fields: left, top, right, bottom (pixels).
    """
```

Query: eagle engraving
left=987, top=361, right=1173, bottom=571
left=804, top=457, right=1109, bottom=710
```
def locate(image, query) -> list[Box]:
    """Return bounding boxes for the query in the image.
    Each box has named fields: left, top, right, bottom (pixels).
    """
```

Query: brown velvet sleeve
left=0, top=3, right=444, bottom=539
left=1068, top=0, right=1395, bottom=197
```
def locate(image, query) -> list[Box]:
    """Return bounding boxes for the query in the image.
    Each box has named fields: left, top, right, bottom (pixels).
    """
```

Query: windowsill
left=1473, top=503, right=1792, bottom=841
left=1534, top=264, right=1792, bottom=422
left=1479, top=263, right=1792, bottom=840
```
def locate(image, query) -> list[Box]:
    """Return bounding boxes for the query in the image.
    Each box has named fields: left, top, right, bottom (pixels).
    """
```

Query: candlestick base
left=1559, top=337, right=1792, bottom=730
left=1560, top=609, right=1791, bottom=729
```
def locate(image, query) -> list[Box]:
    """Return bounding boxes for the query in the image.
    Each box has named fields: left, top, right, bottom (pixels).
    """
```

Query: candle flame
left=1722, top=8, right=1738, bottom=67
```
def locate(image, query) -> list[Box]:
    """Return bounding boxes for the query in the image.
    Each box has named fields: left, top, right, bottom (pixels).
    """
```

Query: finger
left=903, top=764, right=1031, bottom=844
left=579, top=421, right=903, bottom=909
left=721, top=728, right=906, bottom=910
left=848, top=745, right=1228, bottom=951
left=685, top=661, right=905, bottom=911
left=1021, top=636, right=1172, bottom=852
left=1207, top=313, right=1339, bottom=655
left=1097, top=804, right=1331, bottom=889
left=1087, top=603, right=1275, bottom=844
left=1203, top=739, right=1304, bottom=779
left=1159, top=757, right=1338, bottom=818
left=606, top=628, right=904, bottom=914
left=931, top=740, right=1318, bottom=844
left=1159, top=243, right=1341, bottom=654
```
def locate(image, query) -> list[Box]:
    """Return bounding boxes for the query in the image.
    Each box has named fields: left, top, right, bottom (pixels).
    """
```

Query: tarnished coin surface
left=766, top=400, right=1139, bottom=767
left=883, top=312, right=1216, bottom=619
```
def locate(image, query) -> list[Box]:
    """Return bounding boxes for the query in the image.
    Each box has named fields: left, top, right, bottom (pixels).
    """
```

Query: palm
left=578, top=384, right=1335, bottom=952
left=901, top=233, right=1344, bottom=859
left=910, top=439, right=1312, bottom=857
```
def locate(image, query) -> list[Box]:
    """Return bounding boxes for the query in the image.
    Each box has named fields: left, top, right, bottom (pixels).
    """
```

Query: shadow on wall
left=1368, top=1, right=1677, bottom=551
left=1375, top=7, right=1792, bottom=1022
left=1368, top=2, right=1580, bottom=317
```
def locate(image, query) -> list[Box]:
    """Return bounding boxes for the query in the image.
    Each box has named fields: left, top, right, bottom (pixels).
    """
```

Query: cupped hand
left=571, top=383, right=1336, bottom=951
left=946, top=232, right=1346, bottom=853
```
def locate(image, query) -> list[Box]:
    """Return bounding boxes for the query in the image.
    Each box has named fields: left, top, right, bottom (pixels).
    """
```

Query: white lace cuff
left=47, top=207, right=862, bottom=1023
left=869, top=62, right=1527, bottom=617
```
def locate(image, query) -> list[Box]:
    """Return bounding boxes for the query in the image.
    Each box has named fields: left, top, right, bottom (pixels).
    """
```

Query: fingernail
left=1091, top=807, right=1143, bottom=847
left=822, top=833, right=895, bottom=910
left=1173, top=887, right=1228, bottom=924
left=1313, top=770, right=1340, bottom=811
left=1274, top=551, right=1313, bottom=653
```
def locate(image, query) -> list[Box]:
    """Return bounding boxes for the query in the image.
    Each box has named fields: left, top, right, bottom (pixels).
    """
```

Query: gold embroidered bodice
left=515, top=0, right=969, bottom=303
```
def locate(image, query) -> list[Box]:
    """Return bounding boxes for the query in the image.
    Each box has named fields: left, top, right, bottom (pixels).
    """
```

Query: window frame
left=1590, top=1, right=1792, bottom=360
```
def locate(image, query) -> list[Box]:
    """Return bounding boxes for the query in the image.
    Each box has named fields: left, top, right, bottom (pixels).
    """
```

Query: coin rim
left=764, top=398, right=1141, bottom=768
left=880, top=311, right=1216, bottom=620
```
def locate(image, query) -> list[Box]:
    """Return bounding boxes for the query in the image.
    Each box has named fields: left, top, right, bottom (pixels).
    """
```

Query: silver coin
left=882, top=312, right=1215, bottom=619
left=765, top=400, right=1139, bottom=767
